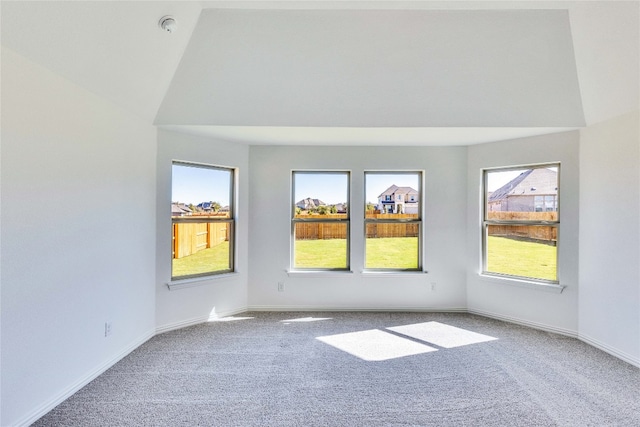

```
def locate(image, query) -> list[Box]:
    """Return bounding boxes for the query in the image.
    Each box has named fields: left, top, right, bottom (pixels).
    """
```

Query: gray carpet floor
left=34, top=312, right=640, bottom=426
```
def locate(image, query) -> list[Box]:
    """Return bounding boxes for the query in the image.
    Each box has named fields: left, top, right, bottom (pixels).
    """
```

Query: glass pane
left=172, top=162, right=233, bottom=278
left=365, top=224, right=419, bottom=269
left=172, top=222, right=232, bottom=277
left=172, top=164, right=232, bottom=219
left=365, top=173, right=420, bottom=216
left=485, top=224, right=557, bottom=281
left=293, top=222, right=347, bottom=269
left=293, top=172, right=348, bottom=217
left=486, top=166, right=558, bottom=218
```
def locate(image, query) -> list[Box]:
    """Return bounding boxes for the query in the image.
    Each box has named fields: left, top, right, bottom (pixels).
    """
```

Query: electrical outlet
left=104, top=321, right=112, bottom=337
left=430, top=282, right=436, bottom=291
left=278, top=282, right=285, bottom=292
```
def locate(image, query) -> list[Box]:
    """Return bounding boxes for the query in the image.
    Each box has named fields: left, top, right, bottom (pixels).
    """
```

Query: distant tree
left=329, top=205, right=337, bottom=214
left=366, top=202, right=376, bottom=212
left=212, top=201, right=222, bottom=212
left=295, top=207, right=302, bottom=215
left=317, top=205, right=329, bottom=215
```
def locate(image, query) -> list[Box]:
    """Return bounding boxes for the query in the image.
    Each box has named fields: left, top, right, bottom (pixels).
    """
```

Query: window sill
left=286, top=270, right=354, bottom=278
left=167, top=272, right=239, bottom=291
left=361, top=270, right=428, bottom=277
left=478, top=273, right=565, bottom=293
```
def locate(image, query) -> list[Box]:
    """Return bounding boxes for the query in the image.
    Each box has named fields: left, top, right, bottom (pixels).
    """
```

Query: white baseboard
left=578, top=332, right=640, bottom=368
left=155, top=306, right=249, bottom=334
left=16, top=329, right=155, bottom=427
left=467, top=308, right=579, bottom=338
left=247, top=305, right=467, bottom=313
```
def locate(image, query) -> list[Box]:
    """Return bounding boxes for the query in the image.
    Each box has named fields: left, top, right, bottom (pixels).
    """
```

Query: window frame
left=291, top=170, right=351, bottom=271
left=171, top=161, right=235, bottom=280
left=364, top=171, right=424, bottom=272
left=482, top=163, right=560, bottom=284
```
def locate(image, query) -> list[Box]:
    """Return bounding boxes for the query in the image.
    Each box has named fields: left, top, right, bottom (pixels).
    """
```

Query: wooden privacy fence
left=487, top=211, right=558, bottom=243
left=173, top=222, right=229, bottom=259
left=294, top=213, right=419, bottom=240
left=365, top=215, right=420, bottom=238
left=293, top=212, right=557, bottom=242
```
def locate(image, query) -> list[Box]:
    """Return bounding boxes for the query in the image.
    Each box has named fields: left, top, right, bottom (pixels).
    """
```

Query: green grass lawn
left=172, top=242, right=230, bottom=277
left=174, top=236, right=556, bottom=280
left=295, top=239, right=348, bottom=268
left=486, top=236, right=557, bottom=281
left=294, top=237, right=418, bottom=269
left=365, top=237, right=418, bottom=269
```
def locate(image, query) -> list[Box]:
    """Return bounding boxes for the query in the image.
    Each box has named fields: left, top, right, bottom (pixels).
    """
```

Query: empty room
left=1, top=1, right=639, bottom=426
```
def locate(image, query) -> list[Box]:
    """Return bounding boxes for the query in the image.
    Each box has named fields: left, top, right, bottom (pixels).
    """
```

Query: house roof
left=296, top=198, right=325, bottom=210
left=171, top=203, right=192, bottom=214
left=488, top=169, right=558, bottom=202
left=378, top=185, right=418, bottom=198
left=2, top=1, right=637, bottom=146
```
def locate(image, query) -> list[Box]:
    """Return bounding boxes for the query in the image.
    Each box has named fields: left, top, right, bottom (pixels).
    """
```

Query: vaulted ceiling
left=2, top=1, right=638, bottom=145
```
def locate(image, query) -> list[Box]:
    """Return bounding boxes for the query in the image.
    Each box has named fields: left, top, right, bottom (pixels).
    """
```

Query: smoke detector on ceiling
left=159, top=16, right=177, bottom=33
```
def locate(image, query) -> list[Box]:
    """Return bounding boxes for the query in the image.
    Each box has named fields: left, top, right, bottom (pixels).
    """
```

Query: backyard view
left=292, top=171, right=422, bottom=270
left=172, top=242, right=230, bottom=277
left=484, top=166, right=559, bottom=281
left=171, top=163, right=234, bottom=278
left=171, top=165, right=558, bottom=279
left=486, top=236, right=557, bottom=281
left=292, top=172, right=350, bottom=269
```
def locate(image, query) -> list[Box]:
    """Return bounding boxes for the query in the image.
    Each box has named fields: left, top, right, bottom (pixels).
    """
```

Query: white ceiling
left=2, top=1, right=638, bottom=146
left=156, top=8, right=585, bottom=127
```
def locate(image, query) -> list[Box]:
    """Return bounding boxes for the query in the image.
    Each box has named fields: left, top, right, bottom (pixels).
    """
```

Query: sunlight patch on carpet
left=387, top=322, right=498, bottom=348
left=316, top=329, right=437, bottom=361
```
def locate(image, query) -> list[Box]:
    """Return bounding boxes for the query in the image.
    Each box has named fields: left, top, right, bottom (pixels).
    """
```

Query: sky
left=294, top=172, right=349, bottom=204
left=486, top=167, right=557, bottom=192
left=172, top=164, right=230, bottom=205
left=172, top=166, right=556, bottom=206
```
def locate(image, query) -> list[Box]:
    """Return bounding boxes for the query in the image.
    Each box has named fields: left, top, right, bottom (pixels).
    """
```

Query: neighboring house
left=488, top=168, right=558, bottom=212
left=197, top=201, right=220, bottom=212
left=197, top=201, right=212, bottom=212
left=377, top=185, right=419, bottom=214
left=171, top=203, right=192, bottom=216
left=296, top=197, right=325, bottom=211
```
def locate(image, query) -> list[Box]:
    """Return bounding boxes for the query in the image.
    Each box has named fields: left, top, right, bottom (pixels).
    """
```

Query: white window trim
left=478, top=273, right=565, bottom=293
left=171, top=161, right=236, bottom=281
left=286, top=270, right=354, bottom=277
left=290, top=170, right=351, bottom=271
left=167, top=272, right=240, bottom=291
left=364, top=170, right=424, bottom=272
left=482, top=163, right=560, bottom=285
left=361, top=270, right=429, bottom=277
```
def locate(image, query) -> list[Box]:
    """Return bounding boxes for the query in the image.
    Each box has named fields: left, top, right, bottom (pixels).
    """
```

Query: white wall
left=579, top=111, right=640, bottom=366
left=155, top=130, right=249, bottom=332
left=1, top=48, right=157, bottom=426
left=466, top=131, right=580, bottom=335
left=248, top=146, right=467, bottom=311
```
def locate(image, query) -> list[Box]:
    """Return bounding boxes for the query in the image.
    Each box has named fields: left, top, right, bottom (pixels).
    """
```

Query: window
left=171, top=162, right=234, bottom=279
left=364, top=172, right=422, bottom=270
left=483, top=164, right=559, bottom=283
left=291, top=171, right=350, bottom=270
left=534, top=195, right=557, bottom=212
